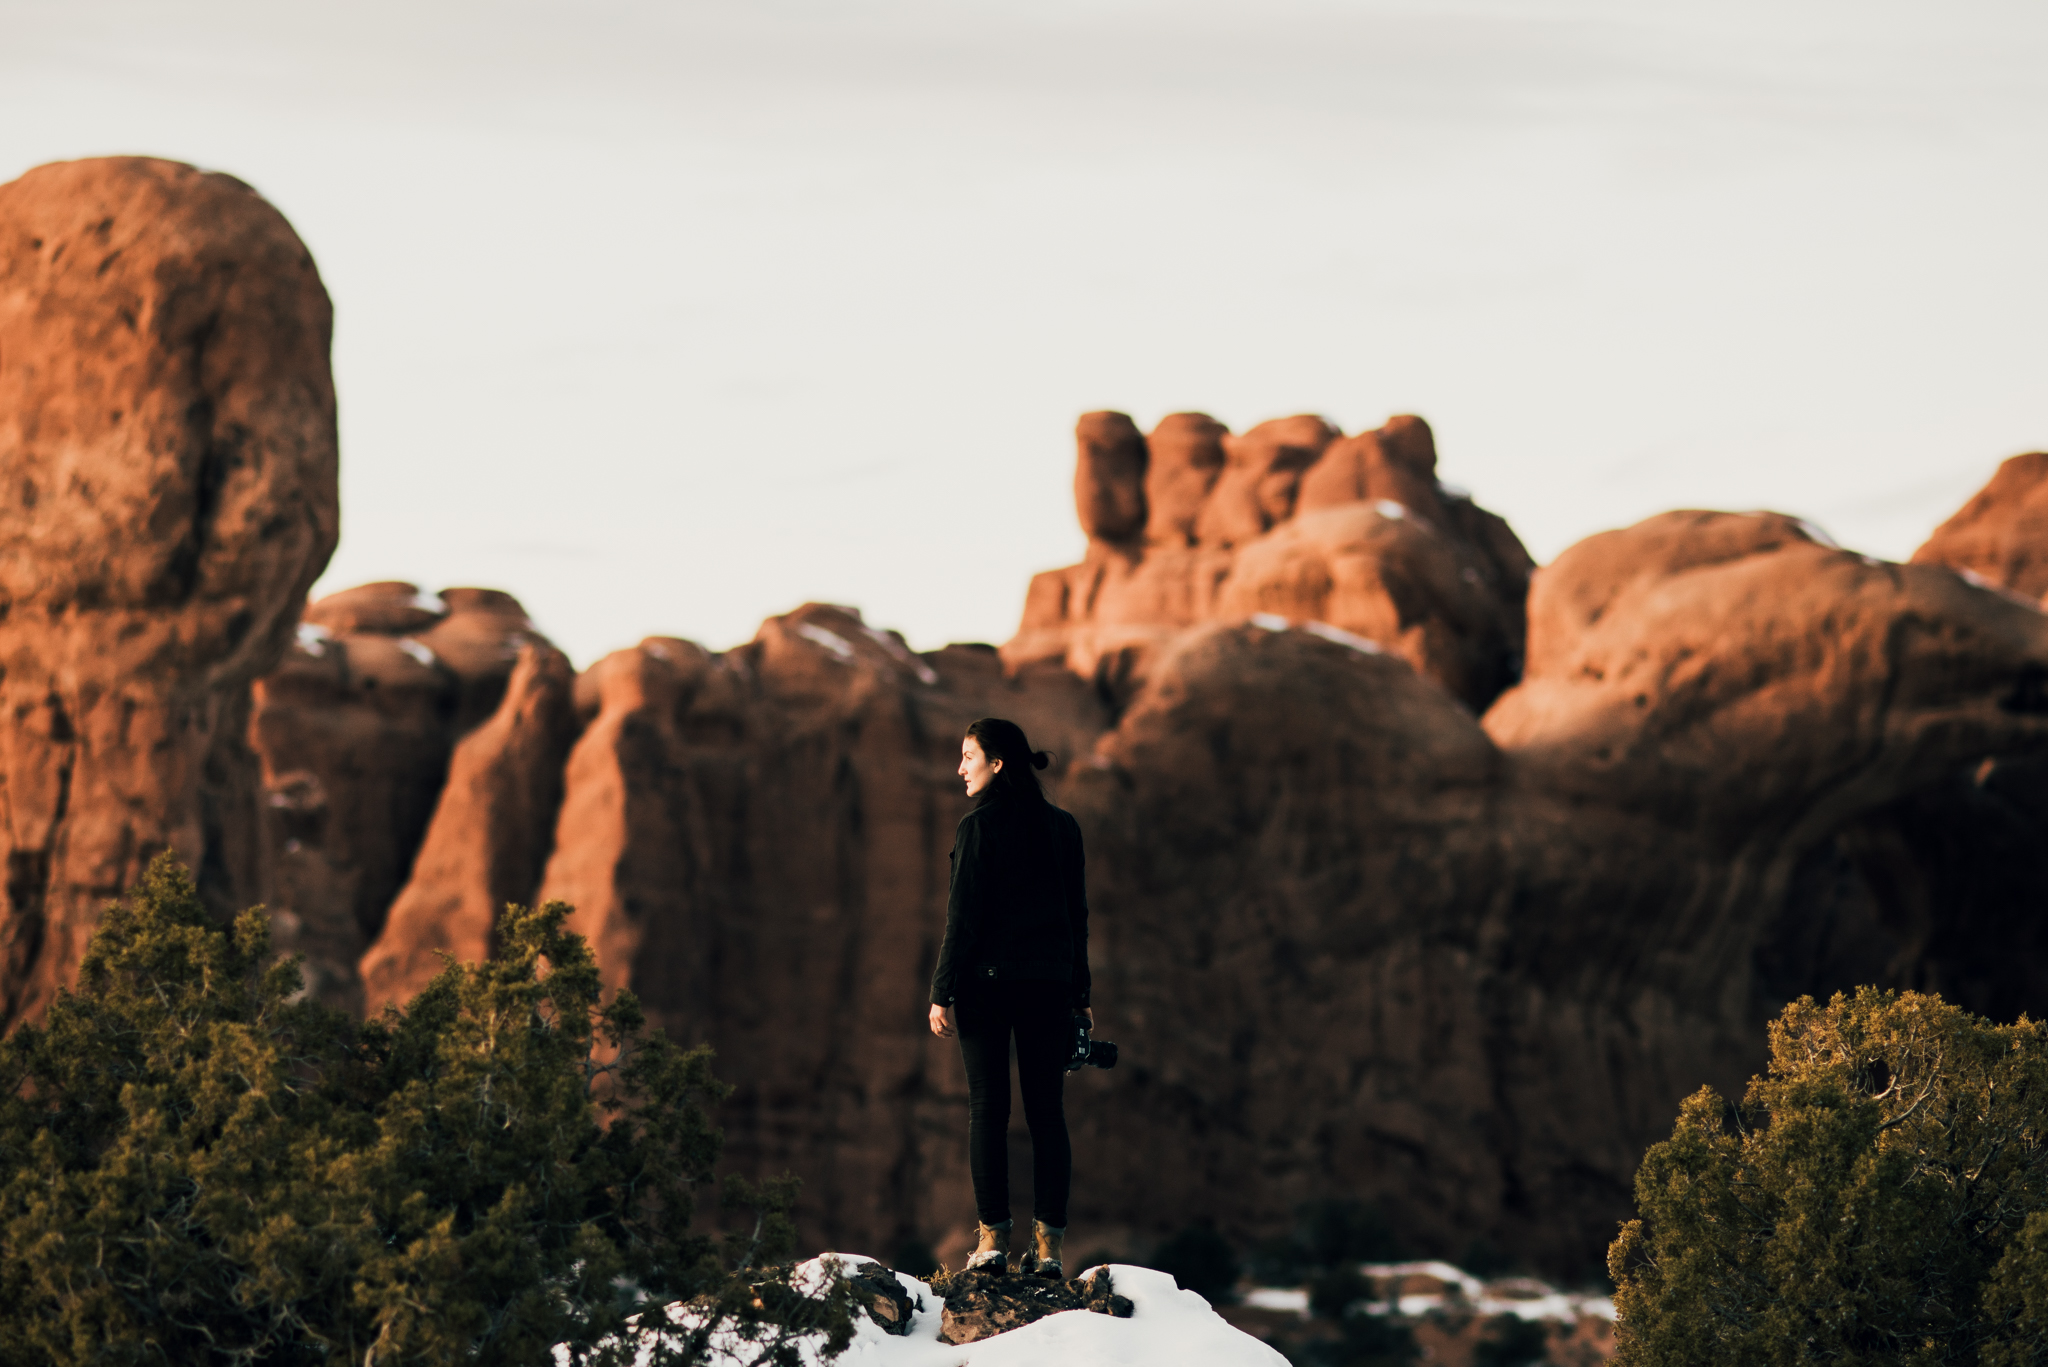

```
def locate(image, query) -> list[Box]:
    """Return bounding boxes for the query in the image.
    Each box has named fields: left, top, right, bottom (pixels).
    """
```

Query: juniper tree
left=1609, top=987, right=2048, bottom=1366
left=0, top=853, right=850, bottom=1367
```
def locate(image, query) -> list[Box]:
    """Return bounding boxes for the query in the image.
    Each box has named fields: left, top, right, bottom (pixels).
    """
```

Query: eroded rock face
left=0, top=157, right=337, bottom=1027
left=252, top=581, right=554, bottom=1009
left=1007, top=411, right=1533, bottom=713
left=1059, top=510, right=2048, bottom=1271
left=356, top=641, right=577, bottom=1014
left=1912, top=451, right=2048, bottom=599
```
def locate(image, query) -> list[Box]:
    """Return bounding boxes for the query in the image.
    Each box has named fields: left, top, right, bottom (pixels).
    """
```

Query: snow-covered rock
left=574, top=1257, right=1287, bottom=1367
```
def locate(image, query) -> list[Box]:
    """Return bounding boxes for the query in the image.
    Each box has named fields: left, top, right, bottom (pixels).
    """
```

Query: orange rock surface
left=1008, top=412, right=1533, bottom=712
left=11, top=154, right=2048, bottom=1275
left=0, top=158, right=337, bottom=1026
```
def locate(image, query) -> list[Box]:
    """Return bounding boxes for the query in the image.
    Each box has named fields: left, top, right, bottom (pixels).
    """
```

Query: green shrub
left=1609, top=987, right=2048, bottom=1366
left=0, top=854, right=848, bottom=1367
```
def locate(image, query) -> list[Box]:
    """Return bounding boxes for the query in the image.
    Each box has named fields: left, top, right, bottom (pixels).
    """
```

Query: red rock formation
left=1064, top=513, right=2048, bottom=1270
left=251, top=581, right=556, bottom=1009
left=1007, top=411, right=1533, bottom=713
left=16, top=194, right=2048, bottom=1287
left=356, top=641, right=577, bottom=1014
left=0, top=157, right=337, bottom=1027
left=1912, top=451, right=2048, bottom=599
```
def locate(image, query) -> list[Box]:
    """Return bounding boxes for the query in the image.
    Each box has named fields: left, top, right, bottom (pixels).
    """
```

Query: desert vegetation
left=0, top=855, right=845, bottom=1367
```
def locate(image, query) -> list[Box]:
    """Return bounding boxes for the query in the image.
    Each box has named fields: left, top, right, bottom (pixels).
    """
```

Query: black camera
left=1067, top=1012, right=1118, bottom=1071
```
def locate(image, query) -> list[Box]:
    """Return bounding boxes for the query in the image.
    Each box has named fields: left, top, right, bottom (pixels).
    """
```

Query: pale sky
left=6, top=1, right=2044, bottom=665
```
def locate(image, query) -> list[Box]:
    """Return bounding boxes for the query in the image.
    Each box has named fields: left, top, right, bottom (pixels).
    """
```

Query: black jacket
left=929, top=789, right=1091, bottom=1008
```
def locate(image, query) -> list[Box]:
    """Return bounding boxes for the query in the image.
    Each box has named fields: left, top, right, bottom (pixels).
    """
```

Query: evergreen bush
left=1609, top=987, right=2048, bottom=1366
left=0, top=854, right=849, bottom=1366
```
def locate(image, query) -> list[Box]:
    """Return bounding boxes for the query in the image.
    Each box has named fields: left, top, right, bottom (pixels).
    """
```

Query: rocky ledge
left=932, top=1265, right=1135, bottom=1345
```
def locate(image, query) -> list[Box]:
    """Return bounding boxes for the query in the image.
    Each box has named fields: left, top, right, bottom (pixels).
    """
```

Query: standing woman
left=928, top=717, right=1092, bottom=1279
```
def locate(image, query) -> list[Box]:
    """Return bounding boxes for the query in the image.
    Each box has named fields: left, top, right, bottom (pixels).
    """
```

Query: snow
left=1248, top=615, right=1385, bottom=656
left=411, top=590, right=448, bottom=615
left=796, top=622, right=856, bottom=660
left=1955, top=565, right=2044, bottom=610
left=1791, top=517, right=1840, bottom=549
left=396, top=637, right=438, bottom=668
left=1373, top=499, right=1407, bottom=521
left=1345, top=1262, right=1615, bottom=1325
left=1300, top=621, right=1383, bottom=655
left=294, top=622, right=332, bottom=656
left=1241, top=1288, right=1308, bottom=1314
left=860, top=624, right=940, bottom=685
left=573, top=1258, right=1286, bottom=1367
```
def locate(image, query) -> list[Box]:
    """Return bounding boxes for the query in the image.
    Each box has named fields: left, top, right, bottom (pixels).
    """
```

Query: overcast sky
left=6, top=1, right=2045, bottom=664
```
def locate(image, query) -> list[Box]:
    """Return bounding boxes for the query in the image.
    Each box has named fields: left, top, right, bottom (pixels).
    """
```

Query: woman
left=928, top=717, right=1092, bottom=1279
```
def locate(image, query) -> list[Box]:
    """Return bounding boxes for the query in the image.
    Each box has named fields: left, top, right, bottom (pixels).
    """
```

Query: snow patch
left=294, top=623, right=332, bottom=657
left=1301, top=621, right=1383, bottom=655
left=1249, top=613, right=1290, bottom=632
left=1344, top=1261, right=1616, bottom=1325
left=1792, top=518, right=1840, bottom=549
left=1437, top=480, right=1472, bottom=499
left=1954, top=565, right=2045, bottom=610
left=571, top=1259, right=1284, bottom=1367
left=861, top=624, right=940, bottom=685
left=797, top=623, right=856, bottom=660
left=1243, top=1288, right=1308, bottom=1314
left=411, top=591, right=448, bottom=616
left=397, top=638, right=438, bottom=669
left=1373, top=499, right=1407, bottom=521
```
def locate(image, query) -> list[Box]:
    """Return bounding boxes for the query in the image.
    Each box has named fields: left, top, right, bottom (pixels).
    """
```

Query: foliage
left=1146, top=1219, right=1242, bottom=1302
left=0, top=854, right=849, bottom=1367
left=1609, top=987, right=2048, bottom=1367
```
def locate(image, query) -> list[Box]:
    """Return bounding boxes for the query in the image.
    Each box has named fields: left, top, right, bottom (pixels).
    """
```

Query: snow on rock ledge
left=578, top=1257, right=1286, bottom=1367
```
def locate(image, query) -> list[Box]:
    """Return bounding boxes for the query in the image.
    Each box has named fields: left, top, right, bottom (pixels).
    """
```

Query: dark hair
left=965, top=717, right=1051, bottom=803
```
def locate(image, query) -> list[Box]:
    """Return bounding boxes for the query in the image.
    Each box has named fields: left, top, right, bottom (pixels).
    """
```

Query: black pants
left=956, top=979, right=1071, bottom=1229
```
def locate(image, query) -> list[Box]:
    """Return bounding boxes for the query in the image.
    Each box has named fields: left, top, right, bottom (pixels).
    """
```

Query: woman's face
left=960, top=736, right=1003, bottom=796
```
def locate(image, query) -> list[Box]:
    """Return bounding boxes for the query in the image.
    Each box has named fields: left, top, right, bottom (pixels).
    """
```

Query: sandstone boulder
left=1008, top=411, right=1533, bottom=712
left=1912, top=451, right=2048, bottom=598
left=1075, top=410, right=1148, bottom=543
left=0, top=157, right=337, bottom=1027
left=251, top=581, right=555, bottom=1008
left=1054, top=507, right=2048, bottom=1271
left=356, top=641, right=578, bottom=1013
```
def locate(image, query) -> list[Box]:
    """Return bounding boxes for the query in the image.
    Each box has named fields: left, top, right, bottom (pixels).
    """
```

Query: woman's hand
left=1081, top=1007, right=1094, bottom=1028
left=929, top=1003, right=957, bottom=1039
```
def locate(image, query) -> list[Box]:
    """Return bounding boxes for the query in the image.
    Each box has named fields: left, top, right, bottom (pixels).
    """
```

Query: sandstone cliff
left=0, top=157, right=337, bottom=1027
left=13, top=153, right=2048, bottom=1278
left=1008, top=412, right=1534, bottom=713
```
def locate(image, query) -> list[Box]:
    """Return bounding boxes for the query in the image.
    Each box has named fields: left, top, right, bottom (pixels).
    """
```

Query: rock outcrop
left=13, top=165, right=2048, bottom=1278
left=1059, top=511, right=2048, bottom=1271
left=251, top=581, right=557, bottom=1009
left=0, top=157, right=337, bottom=1027
left=1007, top=412, right=1533, bottom=713
left=1912, top=451, right=2048, bottom=600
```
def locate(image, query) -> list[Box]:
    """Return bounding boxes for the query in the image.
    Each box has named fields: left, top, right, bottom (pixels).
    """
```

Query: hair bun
left=1030, top=750, right=1051, bottom=771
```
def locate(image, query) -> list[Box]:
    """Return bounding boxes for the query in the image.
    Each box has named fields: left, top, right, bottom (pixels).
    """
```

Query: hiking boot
left=1031, top=1220, right=1066, bottom=1280
left=965, top=1220, right=1012, bottom=1273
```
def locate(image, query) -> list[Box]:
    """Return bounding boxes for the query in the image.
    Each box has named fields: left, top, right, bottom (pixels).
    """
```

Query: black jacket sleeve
left=1064, top=810, right=1091, bottom=1009
left=930, top=813, right=982, bottom=1006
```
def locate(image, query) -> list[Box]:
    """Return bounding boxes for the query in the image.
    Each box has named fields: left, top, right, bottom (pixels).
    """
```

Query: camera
left=1067, top=1012, right=1118, bottom=1071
